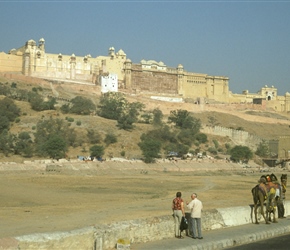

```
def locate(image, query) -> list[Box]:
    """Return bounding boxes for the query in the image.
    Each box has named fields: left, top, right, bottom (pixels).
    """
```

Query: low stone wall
left=0, top=157, right=248, bottom=173
left=3, top=202, right=288, bottom=250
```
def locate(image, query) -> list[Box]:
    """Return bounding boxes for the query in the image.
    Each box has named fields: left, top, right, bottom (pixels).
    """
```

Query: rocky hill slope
left=1, top=75, right=290, bottom=163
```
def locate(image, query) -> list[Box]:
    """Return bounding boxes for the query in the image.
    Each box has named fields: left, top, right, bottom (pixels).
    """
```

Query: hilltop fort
left=0, top=38, right=289, bottom=112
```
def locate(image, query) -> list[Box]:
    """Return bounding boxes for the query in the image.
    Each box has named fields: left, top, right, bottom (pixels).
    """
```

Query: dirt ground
left=0, top=160, right=287, bottom=239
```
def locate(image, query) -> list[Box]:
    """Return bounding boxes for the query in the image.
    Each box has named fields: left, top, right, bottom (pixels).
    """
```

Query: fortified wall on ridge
left=0, top=38, right=289, bottom=112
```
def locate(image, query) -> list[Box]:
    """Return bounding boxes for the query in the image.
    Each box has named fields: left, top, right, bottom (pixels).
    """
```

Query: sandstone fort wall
left=201, top=125, right=263, bottom=150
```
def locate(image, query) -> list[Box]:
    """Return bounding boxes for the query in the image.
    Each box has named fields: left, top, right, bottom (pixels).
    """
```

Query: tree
left=87, top=129, right=102, bottom=144
left=195, top=133, right=208, bottom=144
left=168, top=109, right=201, bottom=133
left=0, top=97, right=21, bottom=122
left=138, top=136, right=162, bottom=163
left=70, top=96, right=96, bottom=115
left=0, top=115, right=10, bottom=134
left=42, top=135, right=67, bottom=159
left=97, top=92, right=126, bottom=120
left=104, top=132, right=117, bottom=146
left=14, top=132, right=33, bottom=157
left=90, top=145, right=105, bottom=159
left=0, top=84, right=11, bottom=97
left=117, top=101, right=145, bottom=130
left=140, top=112, right=152, bottom=124
left=177, top=129, right=196, bottom=147
left=117, top=112, right=136, bottom=130
left=34, top=118, right=75, bottom=158
left=98, top=92, right=144, bottom=130
left=168, top=109, right=190, bottom=128
left=163, top=142, right=189, bottom=158
left=43, top=97, right=57, bottom=110
left=28, top=92, right=45, bottom=111
left=152, top=108, right=163, bottom=126
left=230, top=145, right=253, bottom=163
left=60, top=103, right=70, bottom=114
left=255, top=140, right=270, bottom=157
left=0, top=130, right=16, bottom=156
left=142, top=125, right=177, bottom=144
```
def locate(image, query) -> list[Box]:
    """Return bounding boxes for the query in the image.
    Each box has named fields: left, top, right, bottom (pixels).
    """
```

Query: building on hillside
left=0, top=38, right=289, bottom=112
left=0, top=38, right=229, bottom=103
left=263, top=136, right=290, bottom=167
left=100, top=73, right=118, bottom=93
left=230, top=85, right=290, bottom=113
left=268, top=136, right=290, bottom=159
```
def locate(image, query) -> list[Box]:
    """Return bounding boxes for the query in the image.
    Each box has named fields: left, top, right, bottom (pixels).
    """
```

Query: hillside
left=1, top=75, right=290, bottom=163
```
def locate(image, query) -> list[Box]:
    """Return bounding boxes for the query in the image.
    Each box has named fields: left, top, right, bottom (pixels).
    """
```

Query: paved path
left=132, top=217, right=290, bottom=250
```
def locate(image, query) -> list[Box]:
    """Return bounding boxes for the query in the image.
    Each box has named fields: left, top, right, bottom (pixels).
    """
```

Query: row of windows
left=187, top=80, right=206, bottom=84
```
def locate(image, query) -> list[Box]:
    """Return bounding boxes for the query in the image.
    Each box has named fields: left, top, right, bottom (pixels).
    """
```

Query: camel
left=252, top=174, right=278, bottom=224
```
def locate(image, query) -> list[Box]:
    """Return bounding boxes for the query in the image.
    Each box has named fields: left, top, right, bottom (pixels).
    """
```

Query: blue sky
left=1, top=0, right=290, bottom=95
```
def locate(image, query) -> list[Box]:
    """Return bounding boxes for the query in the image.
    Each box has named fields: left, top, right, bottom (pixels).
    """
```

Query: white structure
left=100, top=73, right=118, bottom=93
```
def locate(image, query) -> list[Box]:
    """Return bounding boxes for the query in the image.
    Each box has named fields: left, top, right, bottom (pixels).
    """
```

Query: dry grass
left=1, top=76, right=290, bottom=239
left=0, top=164, right=276, bottom=238
left=1, top=75, right=290, bottom=163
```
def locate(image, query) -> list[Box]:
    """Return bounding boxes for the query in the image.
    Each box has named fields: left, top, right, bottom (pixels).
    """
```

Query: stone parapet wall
left=2, top=202, right=289, bottom=250
left=201, top=125, right=263, bottom=150
left=0, top=158, right=245, bottom=173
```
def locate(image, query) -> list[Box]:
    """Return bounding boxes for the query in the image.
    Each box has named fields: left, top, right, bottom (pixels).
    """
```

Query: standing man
left=279, top=175, right=287, bottom=218
left=186, top=193, right=203, bottom=239
left=172, top=191, right=185, bottom=238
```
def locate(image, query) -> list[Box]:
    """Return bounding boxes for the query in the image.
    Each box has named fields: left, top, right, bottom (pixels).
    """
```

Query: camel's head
left=259, top=177, right=267, bottom=184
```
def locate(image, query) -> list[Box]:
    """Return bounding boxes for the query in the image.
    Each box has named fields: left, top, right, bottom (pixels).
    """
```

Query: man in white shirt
left=186, top=193, right=203, bottom=239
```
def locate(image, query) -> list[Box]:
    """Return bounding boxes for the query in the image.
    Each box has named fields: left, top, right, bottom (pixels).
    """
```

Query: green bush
left=66, top=117, right=74, bottom=122
left=97, top=92, right=126, bottom=120
left=0, top=130, right=15, bottom=156
left=230, top=145, right=253, bottom=163
left=177, top=129, right=195, bottom=147
left=60, top=104, right=70, bottom=114
left=0, top=97, right=21, bottom=122
left=168, top=109, right=201, bottom=132
left=70, top=96, right=96, bottom=115
left=11, top=82, right=17, bottom=88
left=255, top=140, right=269, bottom=157
left=138, top=136, right=162, bottom=163
left=14, top=132, right=33, bottom=157
left=152, top=108, right=163, bottom=126
left=213, top=139, right=219, bottom=149
left=34, top=117, right=76, bottom=157
left=195, top=133, right=208, bottom=143
left=90, top=145, right=104, bottom=159
left=87, top=129, right=102, bottom=144
left=104, top=133, right=117, bottom=146
left=208, top=147, right=217, bottom=155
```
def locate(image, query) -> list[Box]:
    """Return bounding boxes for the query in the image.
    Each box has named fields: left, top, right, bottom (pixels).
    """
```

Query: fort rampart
left=201, top=126, right=263, bottom=150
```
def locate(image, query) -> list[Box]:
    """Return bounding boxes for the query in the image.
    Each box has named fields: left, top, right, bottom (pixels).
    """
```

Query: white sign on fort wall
left=100, top=73, right=118, bottom=93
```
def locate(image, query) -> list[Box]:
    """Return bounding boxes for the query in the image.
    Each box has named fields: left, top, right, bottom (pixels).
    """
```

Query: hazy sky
left=1, top=0, right=289, bottom=95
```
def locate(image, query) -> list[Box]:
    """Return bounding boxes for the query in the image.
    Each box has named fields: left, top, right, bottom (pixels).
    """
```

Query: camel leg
left=272, top=205, right=278, bottom=223
left=254, top=204, right=259, bottom=224
left=261, top=203, right=270, bottom=224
